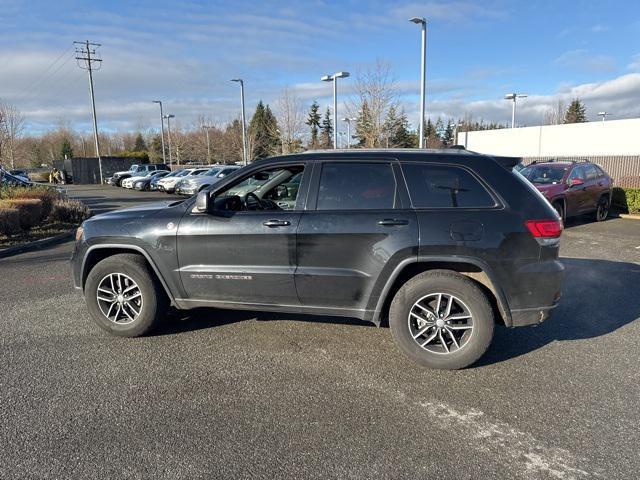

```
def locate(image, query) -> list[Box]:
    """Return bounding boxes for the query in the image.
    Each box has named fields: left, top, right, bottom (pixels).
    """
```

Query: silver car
left=175, top=165, right=240, bottom=195
left=156, top=168, right=206, bottom=193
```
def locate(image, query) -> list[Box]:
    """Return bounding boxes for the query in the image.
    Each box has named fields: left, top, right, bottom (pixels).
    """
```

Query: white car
left=175, top=165, right=241, bottom=195
left=122, top=170, right=169, bottom=189
left=156, top=167, right=208, bottom=193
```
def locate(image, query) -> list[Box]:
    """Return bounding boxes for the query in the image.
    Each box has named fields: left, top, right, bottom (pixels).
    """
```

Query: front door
left=177, top=163, right=308, bottom=306
left=295, top=161, right=418, bottom=313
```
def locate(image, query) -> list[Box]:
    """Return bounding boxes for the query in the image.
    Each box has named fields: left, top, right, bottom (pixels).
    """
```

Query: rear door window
left=584, top=164, right=599, bottom=181
left=316, top=162, right=397, bottom=210
left=401, top=164, right=496, bottom=208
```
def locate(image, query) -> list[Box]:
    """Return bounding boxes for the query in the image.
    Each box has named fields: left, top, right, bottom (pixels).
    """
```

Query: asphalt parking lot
left=1, top=185, right=639, bottom=479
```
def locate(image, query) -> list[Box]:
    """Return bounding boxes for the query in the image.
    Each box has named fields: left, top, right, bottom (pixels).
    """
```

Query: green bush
left=0, top=199, right=43, bottom=231
left=612, top=187, right=640, bottom=214
left=113, top=151, right=150, bottom=163
left=0, top=208, right=21, bottom=236
left=50, top=199, right=91, bottom=224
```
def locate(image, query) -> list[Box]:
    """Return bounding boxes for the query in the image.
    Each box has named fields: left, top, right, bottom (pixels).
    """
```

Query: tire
left=595, top=196, right=609, bottom=222
left=84, top=253, right=168, bottom=337
left=389, top=270, right=494, bottom=370
left=552, top=200, right=565, bottom=224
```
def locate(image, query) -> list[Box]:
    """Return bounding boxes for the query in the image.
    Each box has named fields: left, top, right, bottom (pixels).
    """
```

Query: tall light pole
left=598, top=111, right=613, bottom=122
left=202, top=125, right=213, bottom=163
left=321, top=71, right=350, bottom=149
left=342, top=117, right=356, bottom=148
left=409, top=17, right=427, bottom=148
left=504, top=93, right=527, bottom=128
left=152, top=100, right=167, bottom=164
left=163, top=114, right=175, bottom=168
left=231, top=79, right=248, bottom=165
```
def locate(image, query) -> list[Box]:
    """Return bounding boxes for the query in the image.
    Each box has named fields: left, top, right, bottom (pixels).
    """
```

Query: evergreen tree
left=133, top=132, right=147, bottom=152
left=60, top=138, right=73, bottom=159
left=319, top=107, right=333, bottom=149
left=305, top=101, right=321, bottom=148
left=564, top=99, right=587, bottom=124
left=385, top=107, right=415, bottom=148
left=424, top=118, right=435, bottom=143
left=355, top=100, right=373, bottom=147
left=149, top=134, right=163, bottom=161
left=248, top=101, right=280, bottom=159
left=443, top=120, right=454, bottom=146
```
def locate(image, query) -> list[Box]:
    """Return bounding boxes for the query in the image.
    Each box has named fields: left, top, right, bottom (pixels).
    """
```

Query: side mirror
left=195, top=190, right=210, bottom=213
left=569, top=178, right=584, bottom=187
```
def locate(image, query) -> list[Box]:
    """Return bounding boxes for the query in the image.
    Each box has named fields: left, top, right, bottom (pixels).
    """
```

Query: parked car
left=121, top=170, right=170, bottom=189
left=150, top=170, right=181, bottom=191
left=1, top=170, right=32, bottom=187
left=108, top=163, right=170, bottom=187
left=71, top=149, right=564, bottom=370
left=519, top=160, right=612, bottom=222
left=132, top=170, right=171, bottom=191
left=175, top=165, right=241, bottom=195
left=156, top=168, right=208, bottom=193
left=9, top=169, right=30, bottom=182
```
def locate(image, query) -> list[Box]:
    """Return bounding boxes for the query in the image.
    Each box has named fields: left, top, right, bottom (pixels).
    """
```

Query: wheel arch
left=81, top=245, right=175, bottom=303
left=372, top=257, right=512, bottom=328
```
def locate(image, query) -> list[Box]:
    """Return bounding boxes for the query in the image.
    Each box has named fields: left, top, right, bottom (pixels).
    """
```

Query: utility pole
left=342, top=117, right=356, bottom=148
left=231, top=79, right=248, bottom=165
left=152, top=100, right=167, bottom=163
left=164, top=114, right=175, bottom=168
left=410, top=17, right=427, bottom=148
left=75, top=40, right=103, bottom=184
left=202, top=125, right=212, bottom=163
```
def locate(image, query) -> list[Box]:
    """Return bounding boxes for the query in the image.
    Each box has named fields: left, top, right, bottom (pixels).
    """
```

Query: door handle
left=263, top=219, right=291, bottom=227
left=377, top=219, right=409, bottom=226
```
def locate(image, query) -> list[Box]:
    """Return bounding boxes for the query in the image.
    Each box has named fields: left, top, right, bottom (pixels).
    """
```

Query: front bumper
left=158, top=183, right=176, bottom=193
left=175, top=185, right=198, bottom=195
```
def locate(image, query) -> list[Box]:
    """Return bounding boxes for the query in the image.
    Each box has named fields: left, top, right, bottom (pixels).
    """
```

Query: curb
left=618, top=214, right=640, bottom=221
left=0, top=230, right=74, bottom=259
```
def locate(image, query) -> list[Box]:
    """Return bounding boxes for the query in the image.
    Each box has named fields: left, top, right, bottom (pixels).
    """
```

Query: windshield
left=520, top=165, right=568, bottom=185
left=176, top=170, right=192, bottom=177
left=129, top=164, right=139, bottom=172
left=205, top=168, right=221, bottom=176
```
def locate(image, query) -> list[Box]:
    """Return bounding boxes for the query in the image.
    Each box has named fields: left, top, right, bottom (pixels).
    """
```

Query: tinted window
left=520, top=164, right=568, bottom=184
left=567, top=165, right=585, bottom=182
left=402, top=164, right=495, bottom=208
left=584, top=164, right=599, bottom=180
left=316, top=163, right=396, bottom=210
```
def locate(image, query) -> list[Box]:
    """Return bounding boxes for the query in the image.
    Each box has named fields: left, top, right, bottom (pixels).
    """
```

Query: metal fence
left=522, top=155, right=640, bottom=188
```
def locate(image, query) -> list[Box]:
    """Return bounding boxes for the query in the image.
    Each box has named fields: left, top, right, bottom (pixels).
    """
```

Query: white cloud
left=628, top=54, right=640, bottom=71
left=555, top=49, right=617, bottom=73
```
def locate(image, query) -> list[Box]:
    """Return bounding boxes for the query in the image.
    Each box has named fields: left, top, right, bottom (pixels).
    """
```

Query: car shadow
left=154, top=307, right=373, bottom=336
left=478, top=257, right=640, bottom=366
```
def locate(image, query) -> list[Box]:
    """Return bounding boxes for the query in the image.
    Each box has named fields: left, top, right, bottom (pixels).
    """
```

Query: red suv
left=519, top=161, right=612, bottom=222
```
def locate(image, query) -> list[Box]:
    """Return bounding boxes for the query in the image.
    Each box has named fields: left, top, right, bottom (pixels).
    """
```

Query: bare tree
left=349, top=60, right=398, bottom=148
left=275, top=87, right=305, bottom=154
left=0, top=101, right=25, bottom=169
left=543, top=99, right=567, bottom=125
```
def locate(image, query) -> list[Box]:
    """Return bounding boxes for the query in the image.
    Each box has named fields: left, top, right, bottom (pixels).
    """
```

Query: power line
left=13, top=45, right=74, bottom=101
left=19, top=53, right=76, bottom=104
left=74, top=40, right=104, bottom=184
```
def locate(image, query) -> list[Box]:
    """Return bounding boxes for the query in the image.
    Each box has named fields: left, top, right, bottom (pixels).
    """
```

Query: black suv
left=71, top=150, right=564, bottom=369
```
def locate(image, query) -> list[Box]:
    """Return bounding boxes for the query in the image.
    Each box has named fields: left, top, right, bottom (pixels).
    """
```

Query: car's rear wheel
left=552, top=200, right=565, bottom=224
left=85, top=253, right=167, bottom=337
left=389, top=270, right=494, bottom=370
left=595, top=196, right=609, bottom=222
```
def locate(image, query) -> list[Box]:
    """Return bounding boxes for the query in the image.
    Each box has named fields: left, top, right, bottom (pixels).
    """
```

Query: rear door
left=295, top=160, right=418, bottom=313
left=565, top=165, right=588, bottom=215
left=583, top=164, right=604, bottom=212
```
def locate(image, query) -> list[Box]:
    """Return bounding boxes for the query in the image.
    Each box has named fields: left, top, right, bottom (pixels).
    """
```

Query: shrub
left=612, top=187, right=640, bottom=215
left=7, top=186, right=62, bottom=219
left=50, top=199, right=91, bottom=224
left=0, top=208, right=21, bottom=236
left=0, top=199, right=43, bottom=231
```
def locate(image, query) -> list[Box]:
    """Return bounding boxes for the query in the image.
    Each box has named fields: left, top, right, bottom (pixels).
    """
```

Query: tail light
left=525, top=219, right=562, bottom=246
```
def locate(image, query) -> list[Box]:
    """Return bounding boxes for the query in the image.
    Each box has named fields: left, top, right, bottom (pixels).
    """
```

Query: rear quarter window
left=401, top=164, right=496, bottom=208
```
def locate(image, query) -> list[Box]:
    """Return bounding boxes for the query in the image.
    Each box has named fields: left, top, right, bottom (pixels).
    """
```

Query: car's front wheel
left=389, top=270, right=494, bottom=370
left=84, top=253, right=167, bottom=337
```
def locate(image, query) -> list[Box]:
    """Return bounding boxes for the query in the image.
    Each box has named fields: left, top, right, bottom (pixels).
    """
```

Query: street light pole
left=163, top=114, right=175, bottom=168
left=598, top=111, right=612, bottom=122
left=152, top=100, right=167, bottom=164
left=410, top=17, right=427, bottom=148
left=231, top=79, right=248, bottom=165
left=504, top=93, right=527, bottom=128
left=322, top=71, right=350, bottom=149
left=202, top=125, right=212, bottom=163
left=342, top=117, right=356, bottom=148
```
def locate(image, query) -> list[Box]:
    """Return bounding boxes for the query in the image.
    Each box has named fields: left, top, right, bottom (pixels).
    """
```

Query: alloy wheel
left=407, top=293, right=474, bottom=354
left=96, top=273, right=143, bottom=325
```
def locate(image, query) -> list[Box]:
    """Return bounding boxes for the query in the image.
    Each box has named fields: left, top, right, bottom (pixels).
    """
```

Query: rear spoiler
left=492, top=156, right=521, bottom=169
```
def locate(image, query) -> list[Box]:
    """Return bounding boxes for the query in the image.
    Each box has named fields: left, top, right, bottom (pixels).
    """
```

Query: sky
left=1, top=0, right=639, bottom=135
